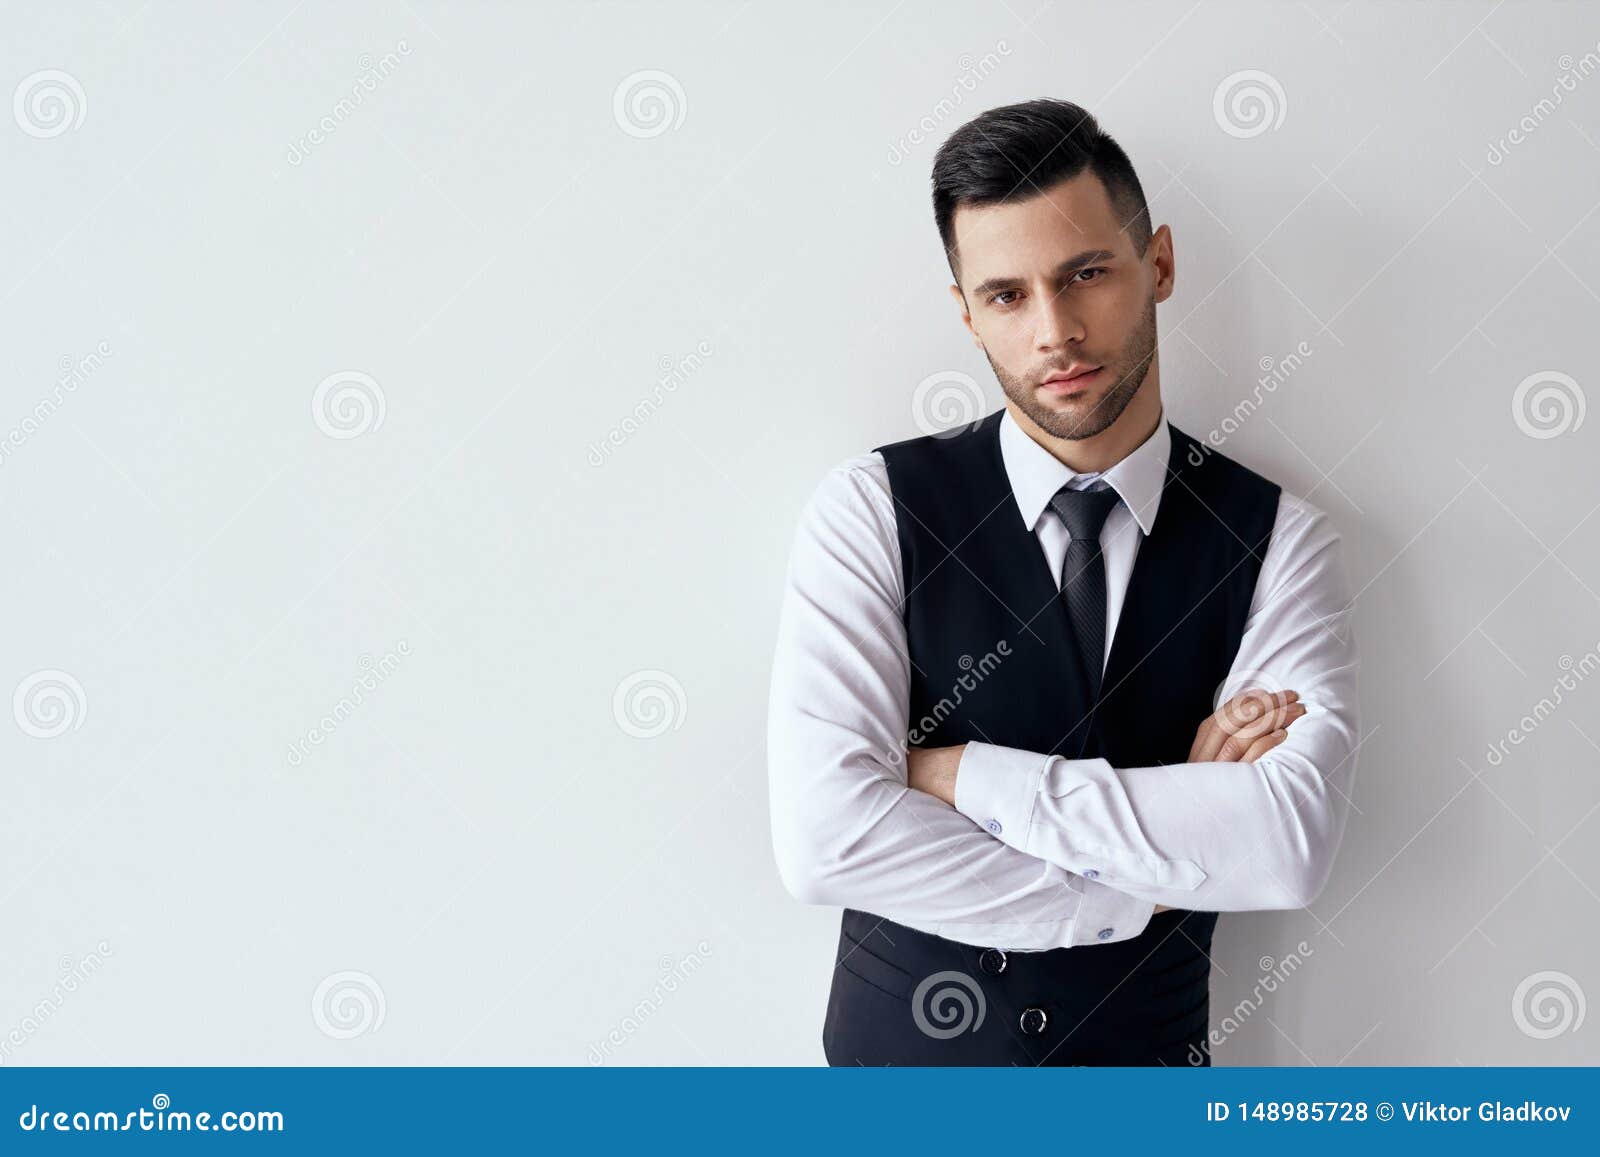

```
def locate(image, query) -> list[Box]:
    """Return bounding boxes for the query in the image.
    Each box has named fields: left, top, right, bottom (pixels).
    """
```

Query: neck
left=1006, top=373, right=1163, bottom=475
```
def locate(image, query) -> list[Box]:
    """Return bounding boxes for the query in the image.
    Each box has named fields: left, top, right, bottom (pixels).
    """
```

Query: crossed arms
left=767, top=456, right=1360, bottom=949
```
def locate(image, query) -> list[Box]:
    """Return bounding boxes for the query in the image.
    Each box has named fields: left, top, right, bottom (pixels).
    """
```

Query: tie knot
left=1048, top=483, right=1122, bottom=541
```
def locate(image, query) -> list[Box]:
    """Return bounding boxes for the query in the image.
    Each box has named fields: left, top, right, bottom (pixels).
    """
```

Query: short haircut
left=931, top=98, right=1152, bottom=284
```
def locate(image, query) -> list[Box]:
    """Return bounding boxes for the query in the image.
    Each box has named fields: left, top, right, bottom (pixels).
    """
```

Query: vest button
left=1019, top=1007, right=1048, bottom=1036
left=978, top=948, right=1008, bottom=976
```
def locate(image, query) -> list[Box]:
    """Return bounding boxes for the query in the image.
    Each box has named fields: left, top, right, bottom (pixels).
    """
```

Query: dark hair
left=931, top=98, right=1152, bottom=283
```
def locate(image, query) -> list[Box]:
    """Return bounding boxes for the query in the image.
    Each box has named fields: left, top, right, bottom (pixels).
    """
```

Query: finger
left=1240, top=729, right=1288, bottom=762
left=1215, top=689, right=1299, bottom=735
left=1194, top=714, right=1235, bottom=762
left=1218, top=690, right=1265, bottom=729
left=1253, top=732, right=1287, bottom=761
left=1214, top=690, right=1274, bottom=734
left=1189, top=717, right=1220, bottom=762
left=1221, top=720, right=1289, bottom=762
left=1196, top=692, right=1304, bottom=762
left=1226, top=700, right=1307, bottom=743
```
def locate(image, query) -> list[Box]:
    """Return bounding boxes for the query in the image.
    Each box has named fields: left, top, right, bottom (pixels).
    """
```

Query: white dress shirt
left=767, top=406, right=1359, bottom=951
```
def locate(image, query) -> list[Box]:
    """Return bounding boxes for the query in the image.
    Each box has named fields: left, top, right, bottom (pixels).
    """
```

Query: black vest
left=821, top=410, right=1281, bottom=1066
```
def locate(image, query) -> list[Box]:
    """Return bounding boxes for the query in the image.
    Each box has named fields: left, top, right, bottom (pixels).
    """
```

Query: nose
left=1032, top=286, right=1085, bottom=353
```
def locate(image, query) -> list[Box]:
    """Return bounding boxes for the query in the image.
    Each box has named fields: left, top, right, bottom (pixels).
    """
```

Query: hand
left=1188, top=687, right=1305, bottom=764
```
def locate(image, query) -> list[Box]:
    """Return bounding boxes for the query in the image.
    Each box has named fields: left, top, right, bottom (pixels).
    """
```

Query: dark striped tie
left=1047, top=483, right=1123, bottom=703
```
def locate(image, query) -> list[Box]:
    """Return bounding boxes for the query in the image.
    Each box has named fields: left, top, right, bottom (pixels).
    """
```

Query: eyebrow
left=967, top=249, right=1119, bottom=300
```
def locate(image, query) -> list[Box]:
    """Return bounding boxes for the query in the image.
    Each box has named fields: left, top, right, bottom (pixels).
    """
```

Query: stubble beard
left=983, top=296, right=1157, bottom=441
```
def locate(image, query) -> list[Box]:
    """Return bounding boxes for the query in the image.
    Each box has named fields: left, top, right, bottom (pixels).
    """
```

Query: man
left=767, top=98, right=1359, bottom=1066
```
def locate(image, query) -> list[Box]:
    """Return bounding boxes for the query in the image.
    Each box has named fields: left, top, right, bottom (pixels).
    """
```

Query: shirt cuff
left=1034, top=753, right=1209, bottom=892
left=953, top=741, right=1044, bottom=849
left=1072, top=879, right=1158, bottom=946
left=953, top=745, right=1203, bottom=902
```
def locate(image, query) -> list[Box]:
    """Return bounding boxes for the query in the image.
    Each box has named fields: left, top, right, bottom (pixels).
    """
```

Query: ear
left=1149, top=223, right=1176, bottom=305
left=949, top=283, right=982, bottom=348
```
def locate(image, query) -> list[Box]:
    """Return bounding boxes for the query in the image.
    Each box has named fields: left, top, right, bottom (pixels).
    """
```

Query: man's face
left=949, top=171, right=1172, bottom=441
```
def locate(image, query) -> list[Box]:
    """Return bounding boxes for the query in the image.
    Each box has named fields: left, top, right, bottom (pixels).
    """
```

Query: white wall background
left=2, top=0, right=1597, bottom=1066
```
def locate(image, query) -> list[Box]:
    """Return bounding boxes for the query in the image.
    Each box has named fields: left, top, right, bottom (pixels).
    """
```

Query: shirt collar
left=998, top=405, right=1170, bottom=536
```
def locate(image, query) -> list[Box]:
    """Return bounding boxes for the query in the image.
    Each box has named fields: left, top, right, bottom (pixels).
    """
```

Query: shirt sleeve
left=767, top=453, right=1156, bottom=950
left=952, top=490, right=1360, bottom=912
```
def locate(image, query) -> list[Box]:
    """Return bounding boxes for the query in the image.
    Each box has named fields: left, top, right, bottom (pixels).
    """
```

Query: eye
left=1074, top=267, right=1108, bottom=284
left=989, top=290, right=1020, bottom=307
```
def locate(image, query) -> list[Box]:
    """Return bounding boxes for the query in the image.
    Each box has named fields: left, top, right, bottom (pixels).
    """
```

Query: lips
left=1040, top=366, right=1103, bottom=394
